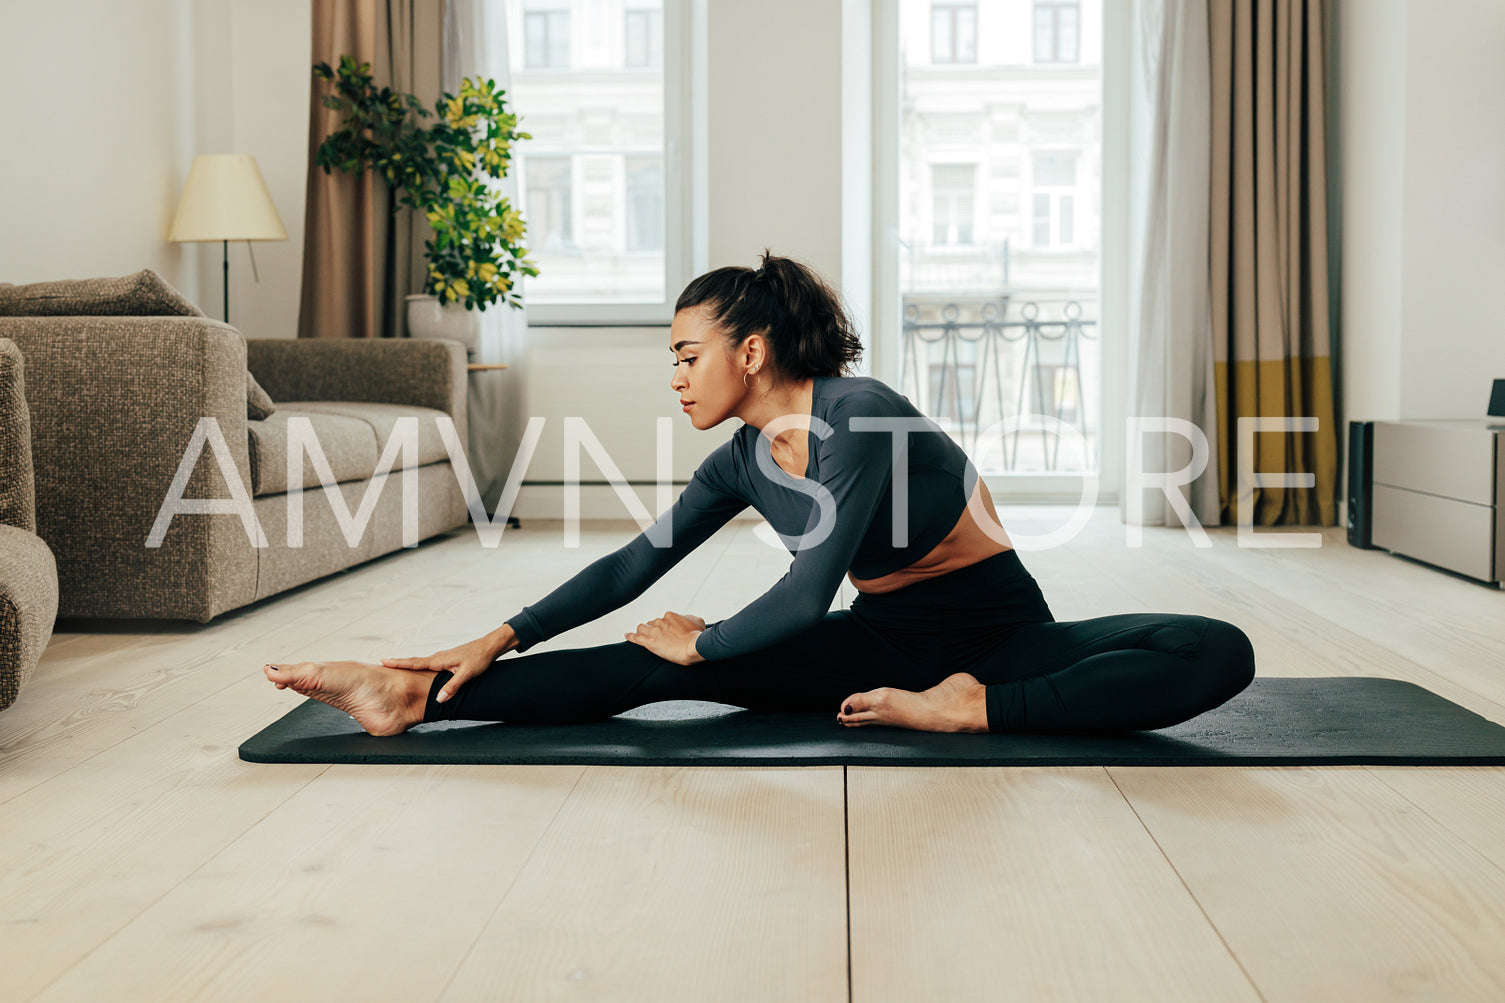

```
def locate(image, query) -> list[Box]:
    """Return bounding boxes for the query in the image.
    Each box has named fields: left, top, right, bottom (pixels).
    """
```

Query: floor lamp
left=167, top=154, right=287, bottom=324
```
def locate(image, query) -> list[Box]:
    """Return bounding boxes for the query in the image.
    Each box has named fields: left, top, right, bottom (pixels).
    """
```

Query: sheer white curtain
left=1122, top=0, right=1221, bottom=529
left=443, top=0, right=531, bottom=512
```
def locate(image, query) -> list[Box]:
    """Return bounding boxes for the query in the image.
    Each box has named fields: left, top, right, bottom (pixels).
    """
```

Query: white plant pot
left=405, top=293, right=481, bottom=356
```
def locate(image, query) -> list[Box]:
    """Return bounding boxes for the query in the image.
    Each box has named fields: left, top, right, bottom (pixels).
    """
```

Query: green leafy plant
left=312, top=54, right=539, bottom=310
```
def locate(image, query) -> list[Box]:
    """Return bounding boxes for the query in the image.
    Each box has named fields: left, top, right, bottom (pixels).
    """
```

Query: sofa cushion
left=0, top=339, right=36, bottom=532
left=0, top=268, right=207, bottom=318
left=246, top=402, right=454, bottom=496
left=246, top=371, right=276, bottom=421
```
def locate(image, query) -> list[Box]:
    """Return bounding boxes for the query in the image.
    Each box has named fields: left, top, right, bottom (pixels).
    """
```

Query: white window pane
left=1033, top=7, right=1053, bottom=62
left=1033, top=193, right=1051, bottom=245
left=525, top=13, right=548, bottom=68
left=957, top=8, right=977, bottom=63
left=626, top=155, right=664, bottom=251
left=525, top=157, right=574, bottom=252
left=625, top=13, right=648, bottom=66
left=932, top=7, right=953, bottom=62
left=1060, top=194, right=1074, bottom=244
left=548, top=12, right=569, bottom=67
left=1060, top=7, right=1080, bottom=62
left=648, top=12, right=664, bottom=66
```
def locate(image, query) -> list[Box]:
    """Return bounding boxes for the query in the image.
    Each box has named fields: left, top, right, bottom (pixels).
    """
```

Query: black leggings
left=422, top=549, right=1257, bottom=733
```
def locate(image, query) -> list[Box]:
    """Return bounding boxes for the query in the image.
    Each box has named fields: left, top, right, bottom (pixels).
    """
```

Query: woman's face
left=669, top=306, right=745, bottom=429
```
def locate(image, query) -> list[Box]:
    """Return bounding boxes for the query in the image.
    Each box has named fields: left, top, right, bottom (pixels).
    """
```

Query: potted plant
left=312, top=54, right=539, bottom=353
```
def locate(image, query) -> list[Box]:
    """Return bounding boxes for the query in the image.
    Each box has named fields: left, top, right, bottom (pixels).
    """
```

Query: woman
left=264, top=251, right=1255, bottom=737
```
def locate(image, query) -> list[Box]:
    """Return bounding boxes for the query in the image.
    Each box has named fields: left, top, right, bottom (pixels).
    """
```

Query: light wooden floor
left=3, top=506, right=1504, bottom=1001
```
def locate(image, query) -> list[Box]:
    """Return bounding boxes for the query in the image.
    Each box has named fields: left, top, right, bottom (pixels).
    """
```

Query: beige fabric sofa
left=0, top=338, right=59, bottom=711
left=0, top=272, right=471, bottom=622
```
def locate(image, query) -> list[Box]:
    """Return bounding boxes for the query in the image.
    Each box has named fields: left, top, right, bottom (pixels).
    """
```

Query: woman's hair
left=674, top=248, right=863, bottom=383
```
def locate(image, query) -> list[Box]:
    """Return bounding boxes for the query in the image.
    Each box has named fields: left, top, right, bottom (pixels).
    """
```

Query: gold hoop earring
left=743, top=367, right=758, bottom=390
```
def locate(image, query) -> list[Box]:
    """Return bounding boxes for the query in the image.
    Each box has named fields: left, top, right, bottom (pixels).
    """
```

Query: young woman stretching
left=263, top=251, right=1256, bottom=737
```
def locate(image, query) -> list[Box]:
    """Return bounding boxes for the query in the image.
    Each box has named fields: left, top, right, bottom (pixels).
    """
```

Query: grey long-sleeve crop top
left=501, top=374, right=980, bottom=661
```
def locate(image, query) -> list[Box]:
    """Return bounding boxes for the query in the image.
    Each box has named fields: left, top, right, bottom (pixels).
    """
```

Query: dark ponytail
left=674, top=248, right=863, bottom=383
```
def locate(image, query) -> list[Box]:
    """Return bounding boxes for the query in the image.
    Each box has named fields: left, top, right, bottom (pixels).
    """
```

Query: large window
left=931, top=1, right=977, bottom=64
left=508, top=0, right=688, bottom=322
left=894, top=0, right=1103, bottom=477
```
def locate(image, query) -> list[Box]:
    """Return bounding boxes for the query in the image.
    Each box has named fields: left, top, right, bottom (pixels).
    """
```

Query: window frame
left=523, top=0, right=693, bottom=326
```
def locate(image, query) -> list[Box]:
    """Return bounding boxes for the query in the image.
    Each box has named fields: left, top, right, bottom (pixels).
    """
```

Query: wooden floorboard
left=1, top=508, right=1502, bottom=1000
left=847, top=766, right=1262, bottom=1002
left=441, top=766, right=848, bottom=1002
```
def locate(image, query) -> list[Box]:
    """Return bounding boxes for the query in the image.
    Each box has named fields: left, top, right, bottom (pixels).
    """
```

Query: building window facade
left=931, top=1, right=978, bottom=64
left=625, top=5, right=663, bottom=67
left=1031, top=153, right=1077, bottom=247
left=931, top=163, right=977, bottom=246
left=524, top=5, right=570, bottom=69
left=1033, top=0, right=1080, bottom=64
left=625, top=155, right=664, bottom=251
left=523, top=156, right=575, bottom=253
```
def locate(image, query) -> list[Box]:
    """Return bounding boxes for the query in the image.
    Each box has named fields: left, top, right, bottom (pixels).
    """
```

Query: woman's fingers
left=383, top=655, right=441, bottom=671
left=435, top=670, right=469, bottom=704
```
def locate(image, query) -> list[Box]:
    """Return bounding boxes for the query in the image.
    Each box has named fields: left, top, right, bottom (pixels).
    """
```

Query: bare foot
left=836, top=672, right=989, bottom=733
left=263, top=660, right=438, bottom=736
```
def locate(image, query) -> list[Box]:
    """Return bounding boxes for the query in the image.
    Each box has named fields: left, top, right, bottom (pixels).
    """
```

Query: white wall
left=0, top=0, right=310, bottom=341
left=1337, top=0, right=1505, bottom=424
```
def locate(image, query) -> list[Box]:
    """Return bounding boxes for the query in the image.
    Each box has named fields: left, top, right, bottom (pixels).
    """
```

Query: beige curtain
left=1209, top=0, right=1338, bottom=525
left=299, top=0, right=445, bottom=340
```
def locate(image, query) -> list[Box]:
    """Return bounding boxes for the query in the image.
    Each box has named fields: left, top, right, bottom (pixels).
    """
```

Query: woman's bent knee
left=1196, top=618, right=1256, bottom=699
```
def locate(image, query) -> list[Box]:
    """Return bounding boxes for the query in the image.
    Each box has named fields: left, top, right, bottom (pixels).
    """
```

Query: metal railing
left=900, top=295, right=1098, bottom=472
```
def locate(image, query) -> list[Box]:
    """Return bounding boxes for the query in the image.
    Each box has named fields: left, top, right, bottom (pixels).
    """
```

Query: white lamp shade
left=168, top=154, right=288, bottom=242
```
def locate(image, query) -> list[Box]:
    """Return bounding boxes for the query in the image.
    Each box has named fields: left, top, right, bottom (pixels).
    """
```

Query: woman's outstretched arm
left=500, top=439, right=748, bottom=654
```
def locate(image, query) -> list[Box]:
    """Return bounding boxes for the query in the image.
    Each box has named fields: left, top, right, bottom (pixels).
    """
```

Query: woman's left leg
left=968, top=613, right=1257, bottom=733
left=422, top=609, right=947, bottom=725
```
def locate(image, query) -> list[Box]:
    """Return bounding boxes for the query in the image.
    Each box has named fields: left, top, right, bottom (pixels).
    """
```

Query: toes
left=840, top=689, right=889, bottom=715
left=265, top=661, right=315, bottom=690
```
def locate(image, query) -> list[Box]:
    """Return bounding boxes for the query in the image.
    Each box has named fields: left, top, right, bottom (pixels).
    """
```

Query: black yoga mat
left=238, top=677, right=1505, bottom=767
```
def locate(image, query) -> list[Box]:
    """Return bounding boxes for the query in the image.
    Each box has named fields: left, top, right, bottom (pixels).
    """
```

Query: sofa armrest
left=0, top=524, right=58, bottom=712
left=245, top=338, right=468, bottom=445
left=0, top=316, right=256, bottom=620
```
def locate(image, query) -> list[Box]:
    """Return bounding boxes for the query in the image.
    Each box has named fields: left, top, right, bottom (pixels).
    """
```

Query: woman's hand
left=382, top=628, right=510, bottom=703
left=625, top=611, right=707, bottom=666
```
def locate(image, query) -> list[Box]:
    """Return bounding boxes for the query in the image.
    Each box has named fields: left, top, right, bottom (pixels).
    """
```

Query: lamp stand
left=222, top=239, right=230, bottom=323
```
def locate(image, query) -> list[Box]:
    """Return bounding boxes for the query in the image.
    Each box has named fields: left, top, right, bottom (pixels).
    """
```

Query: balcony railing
left=900, top=294, right=1098, bottom=473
